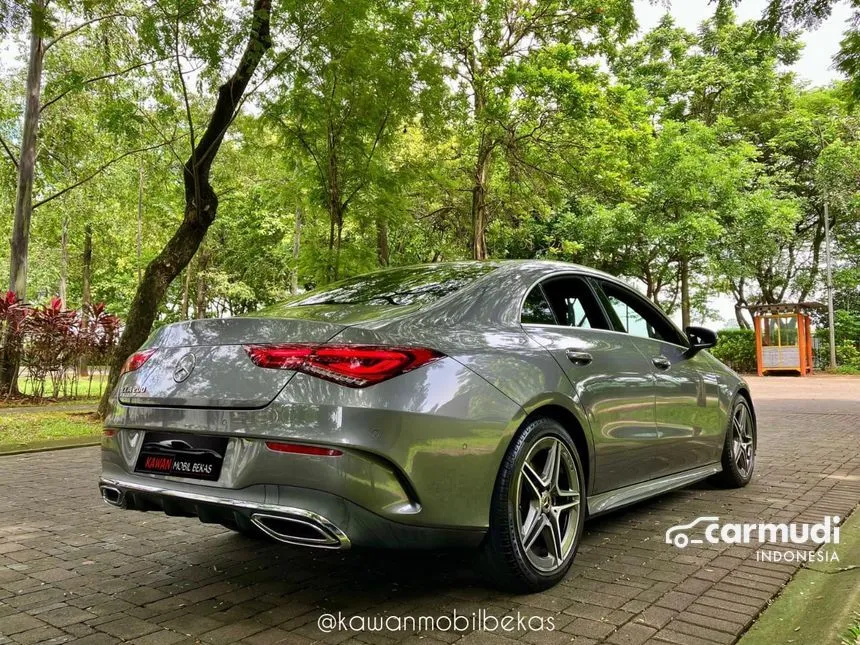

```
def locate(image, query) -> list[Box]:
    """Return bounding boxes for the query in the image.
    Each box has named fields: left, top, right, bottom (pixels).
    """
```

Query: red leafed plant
left=0, top=291, right=31, bottom=396
left=21, top=298, right=80, bottom=399
left=2, top=294, right=122, bottom=401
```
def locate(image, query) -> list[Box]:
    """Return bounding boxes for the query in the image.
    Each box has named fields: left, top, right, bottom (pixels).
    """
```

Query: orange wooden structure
left=748, top=303, right=821, bottom=377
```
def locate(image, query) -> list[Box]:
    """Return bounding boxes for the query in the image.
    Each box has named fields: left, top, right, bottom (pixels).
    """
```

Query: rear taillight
left=120, top=348, right=157, bottom=376
left=244, top=344, right=443, bottom=387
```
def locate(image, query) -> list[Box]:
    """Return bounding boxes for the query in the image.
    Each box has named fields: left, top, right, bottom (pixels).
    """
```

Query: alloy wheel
left=732, top=402, right=754, bottom=478
left=515, top=436, right=581, bottom=573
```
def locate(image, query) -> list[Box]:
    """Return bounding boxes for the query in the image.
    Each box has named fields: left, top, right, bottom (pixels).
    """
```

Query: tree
left=0, top=1, right=173, bottom=391
left=750, top=0, right=860, bottom=97
left=613, top=8, right=800, bottom=131
left=424, top=0, right=637, bottom=259
left=98, top=0, right=274, bottom=417
left=268, top=0, right=441, bottom=281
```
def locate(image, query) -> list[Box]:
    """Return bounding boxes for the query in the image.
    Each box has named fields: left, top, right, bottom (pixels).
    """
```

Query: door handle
left=565, top=349, right=593, bottom=365
left=652, top=356, right=671, bottom=370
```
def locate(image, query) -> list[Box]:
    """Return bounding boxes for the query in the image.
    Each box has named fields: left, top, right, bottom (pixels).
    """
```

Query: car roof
left=382, top=259, right=621, bottom=282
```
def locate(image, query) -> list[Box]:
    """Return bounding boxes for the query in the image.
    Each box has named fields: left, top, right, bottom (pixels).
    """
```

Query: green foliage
left=711, top=329, right=757, bottom=373
left=0, top=0, right=859, bottom=335
left=815, top=309, right=860, bottom=345
left=835, top=341, right=860, bottom=370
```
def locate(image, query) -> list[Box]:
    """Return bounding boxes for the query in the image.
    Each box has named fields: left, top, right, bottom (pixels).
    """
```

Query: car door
left=591, top=279, right=724, bottom=477
left=521, top=274, right=661, bottom=493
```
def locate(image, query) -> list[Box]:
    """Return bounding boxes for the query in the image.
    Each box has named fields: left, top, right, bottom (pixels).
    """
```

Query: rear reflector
left=265, top=441, right=343, bottom=457
left=244, top=344, right=443, bottom=387
left=103, top=429, right=116, bottom=437
left=120, top=348, right=157, bottom=376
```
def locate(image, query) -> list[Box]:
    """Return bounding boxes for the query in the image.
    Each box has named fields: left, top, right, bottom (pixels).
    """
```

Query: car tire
left=481, top=417, right=586, bottom=592
left=714, top=396, right=756, bottom=488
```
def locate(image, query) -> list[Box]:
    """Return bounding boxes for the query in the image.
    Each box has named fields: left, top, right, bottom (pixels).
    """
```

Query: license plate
left=134, top=432, right=228, bottom=481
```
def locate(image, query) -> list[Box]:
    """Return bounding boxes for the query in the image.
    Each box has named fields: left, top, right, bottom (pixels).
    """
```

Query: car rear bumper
left=103, top=360, right=525, bottom=530
left=98, top=472, right=485, bottom=550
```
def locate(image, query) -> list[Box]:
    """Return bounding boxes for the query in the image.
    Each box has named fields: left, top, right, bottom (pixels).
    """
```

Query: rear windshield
left=293, top=263, right=499, bottom=307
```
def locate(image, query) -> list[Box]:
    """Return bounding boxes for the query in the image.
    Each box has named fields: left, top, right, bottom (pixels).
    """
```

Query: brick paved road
left=1, top=377, right=858, bottom=645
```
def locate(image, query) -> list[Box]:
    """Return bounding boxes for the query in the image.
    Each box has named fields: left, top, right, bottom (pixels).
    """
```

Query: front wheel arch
left=520, top=403, right=592, bottom=496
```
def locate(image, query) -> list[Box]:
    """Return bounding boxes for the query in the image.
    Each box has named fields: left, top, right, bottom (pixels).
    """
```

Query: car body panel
left=523, top=325, right=661, bottom=493
left=107, top=356, right=522, bottom=529
left=102, top=260, right=750, bottom=549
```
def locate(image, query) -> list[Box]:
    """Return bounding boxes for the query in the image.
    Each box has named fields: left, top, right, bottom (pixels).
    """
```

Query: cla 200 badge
left=121, top=385, right=146, bottom=394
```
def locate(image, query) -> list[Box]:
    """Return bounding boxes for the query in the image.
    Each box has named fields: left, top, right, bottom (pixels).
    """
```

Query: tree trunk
left=470, top=142, right=492, bottom=260
left=180, top=255, right=193, bottom=320
left=376, top=217, right=389, bottom=267
left=325, top=133, right=343, bottom=281
left=9, top=0, right=44, bottom=299
left=194, top=249, right=208, bottom=319
left=98, top=0, right=273, bottom=418
left=137, top=162, right=144, bottom=283
left=0, top=0, right=44, bottom=393
left=732, top=279, right=749, bottom=329
left=679, top=257, right=691, bottom=329
left=79, top=224, right=92, bottom=377
left=334, top=215, right=343, bottom=280
left=734, top=304, right=749, bottom=329
left=799, top=217, right=825, bottom=302
left=290, top=207, right=301, bottom=295
left=59, top=215, right=68, bottom=308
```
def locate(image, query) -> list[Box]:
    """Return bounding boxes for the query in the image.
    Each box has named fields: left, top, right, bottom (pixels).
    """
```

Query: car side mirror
left=685, top=326, right=717, bottom=356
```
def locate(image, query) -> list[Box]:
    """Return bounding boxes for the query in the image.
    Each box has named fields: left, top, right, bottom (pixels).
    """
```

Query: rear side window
left=522, top=276, right=607, bottom=329
left=521, top=287, right=556, bottom=325
left=293, top=263, right=499, bottom=307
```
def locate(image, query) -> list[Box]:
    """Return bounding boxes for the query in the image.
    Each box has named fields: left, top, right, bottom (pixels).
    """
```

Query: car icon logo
left=173, top=353, right=196, bottom=383
left=665, top=516, right=720, bottom=548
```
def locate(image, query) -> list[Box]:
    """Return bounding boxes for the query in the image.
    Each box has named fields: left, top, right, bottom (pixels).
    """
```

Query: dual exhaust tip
left=98, top=484, right=349, bottom=550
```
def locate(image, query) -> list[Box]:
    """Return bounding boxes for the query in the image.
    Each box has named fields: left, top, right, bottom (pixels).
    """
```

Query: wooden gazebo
left=747, top=302, right=823, bottom=377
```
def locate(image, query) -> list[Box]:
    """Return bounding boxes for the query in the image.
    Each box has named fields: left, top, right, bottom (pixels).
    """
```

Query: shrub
left=711, top=328, right=757, bottom=373
left=836, top=341, right=860, bottom=371
left=21, top=297, right=79, bottom=399
left=0, top=296, right=122, bottom=400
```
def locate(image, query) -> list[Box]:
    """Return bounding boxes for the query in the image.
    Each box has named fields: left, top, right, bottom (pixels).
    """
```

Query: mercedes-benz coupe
left=100, top=261, right=756, bottom=591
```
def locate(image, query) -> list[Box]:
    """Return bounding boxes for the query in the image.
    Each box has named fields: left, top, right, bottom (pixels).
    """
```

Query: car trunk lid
left=118, top=318, right=345, bottom=409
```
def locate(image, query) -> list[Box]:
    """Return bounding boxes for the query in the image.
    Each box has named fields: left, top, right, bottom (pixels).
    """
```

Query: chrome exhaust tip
left=251, top=512, right=350, bottom=549
left=100, top=485, right=125, bottom=508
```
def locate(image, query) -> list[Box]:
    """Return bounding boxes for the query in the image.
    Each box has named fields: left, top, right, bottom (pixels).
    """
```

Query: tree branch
left=41, top=57, right=170, bottom=112
left=44, top=13, right=127, bottom=52
left=0, top=134, right=18, bottom=169
left=181, top=0, right=273, bottom=218
left=32, top=140, right=176, bottom=210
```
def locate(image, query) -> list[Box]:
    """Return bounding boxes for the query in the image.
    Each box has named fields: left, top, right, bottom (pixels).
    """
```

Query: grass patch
left=2, top=372, right=109, bottom=405
left=0, top=411, right=102, bottom=450
left=843, top=612, right=860, bottom=645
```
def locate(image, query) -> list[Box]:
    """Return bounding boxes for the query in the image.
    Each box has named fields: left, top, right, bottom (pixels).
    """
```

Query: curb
left=739, top=507, right=860, bottom=644
left=0, top=436, right=101, bottom=456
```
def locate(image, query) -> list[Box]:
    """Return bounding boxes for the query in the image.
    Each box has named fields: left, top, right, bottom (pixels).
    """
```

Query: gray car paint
left=102, top=260, right=750, bottom=545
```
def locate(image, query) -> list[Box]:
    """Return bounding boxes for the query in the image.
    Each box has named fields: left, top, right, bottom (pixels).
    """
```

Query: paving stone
left=0, top=382, right=857, bottom=645
left=97, top=616, right=161, bottom=640
left=605, top=622, right=656, bottom=645
left=0, top=613, right=44, bottom=635
left=37, top=605, right=98, bottom=628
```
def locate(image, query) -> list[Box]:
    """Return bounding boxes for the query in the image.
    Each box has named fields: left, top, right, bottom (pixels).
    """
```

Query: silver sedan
left=100, top=261, right=756, bottom=591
